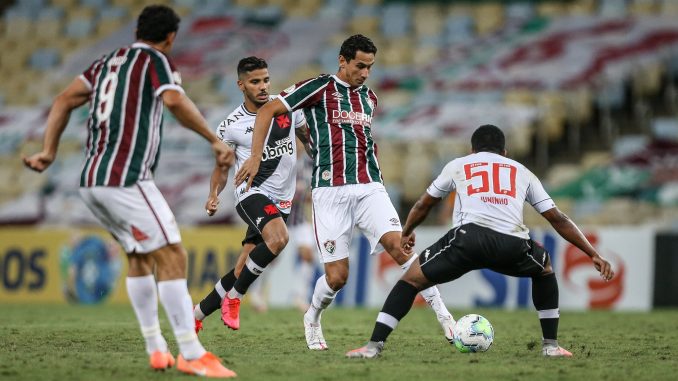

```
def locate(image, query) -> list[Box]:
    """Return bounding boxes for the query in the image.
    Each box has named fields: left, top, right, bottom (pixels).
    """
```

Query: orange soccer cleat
left=177, top=352, right=237, bottom=378
left=149, top=351, right=175, bottom=371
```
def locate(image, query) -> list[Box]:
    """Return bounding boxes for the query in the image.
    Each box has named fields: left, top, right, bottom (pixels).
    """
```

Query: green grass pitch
left=1, top=304, right=676, bottom=380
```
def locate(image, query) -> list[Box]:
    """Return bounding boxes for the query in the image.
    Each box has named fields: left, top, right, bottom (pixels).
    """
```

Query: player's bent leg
left=223, top=219, right=287, bottom=330
left=347, top=260, right=434, bottom=359
left=152, top=244, right=208, bottom=362
left=195, top=244, right=254, bottom=334
left=127, top=254, right=171, bottom=366
left=381, top=232, right=456, bottom=344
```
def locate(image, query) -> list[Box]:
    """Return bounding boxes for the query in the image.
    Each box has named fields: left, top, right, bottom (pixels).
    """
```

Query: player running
left=346, top=125, right=615, bottom=359
left=193, top=56, right=310, bottom=331
left=23, top=5, right=236, bottom=377
left=234, top=34, right=455, bottom=350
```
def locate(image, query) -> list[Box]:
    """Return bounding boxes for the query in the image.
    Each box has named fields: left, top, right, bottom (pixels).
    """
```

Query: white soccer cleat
left=345, top=341, right=384, bottom=359
left=304, top=315, right=328, bottom=350
left=542, top=345, right=573, bottom=357
left=440, top=316, right=456, bottom=345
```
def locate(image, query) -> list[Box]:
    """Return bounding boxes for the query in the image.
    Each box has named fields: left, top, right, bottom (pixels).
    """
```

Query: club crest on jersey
left=323, top=240, right=336, bottom=254
left=321, top=170, right=331, bottom=181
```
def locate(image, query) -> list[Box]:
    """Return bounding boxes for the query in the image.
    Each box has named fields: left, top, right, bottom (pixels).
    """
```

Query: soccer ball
left=452, top=314, right=494, bottom=353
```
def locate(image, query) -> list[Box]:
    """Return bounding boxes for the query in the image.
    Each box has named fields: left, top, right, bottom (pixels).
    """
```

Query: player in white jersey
left=347, top=125, right=615, bottom=359
left=193, top=57, right=309, bottom=332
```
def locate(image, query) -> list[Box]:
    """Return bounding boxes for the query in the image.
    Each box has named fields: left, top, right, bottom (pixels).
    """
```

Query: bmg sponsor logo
left=262, top=137, right=294, bottom=161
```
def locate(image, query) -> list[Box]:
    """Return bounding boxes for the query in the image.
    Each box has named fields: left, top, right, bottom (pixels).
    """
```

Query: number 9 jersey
left=427, top=152, right=556, bottom=239
left=78, top=42, right=183, bottom=188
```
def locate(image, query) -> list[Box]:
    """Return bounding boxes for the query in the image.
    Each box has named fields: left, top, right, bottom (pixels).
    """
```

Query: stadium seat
left=629, top=0, right=659, bottom=16
left=536, top=2, right=568, bottom=17
left=29, top=48, right=61, bottom=71
left=64, top=18, right=96, bottom=39
left=473, top=3, right=504, bottom=36
left=568, top=0, right=596, bottom=15
left=599, top=0, right=627, bottom=17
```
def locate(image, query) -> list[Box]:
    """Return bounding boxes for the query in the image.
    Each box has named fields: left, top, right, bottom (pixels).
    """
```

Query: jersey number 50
left=464, top=162, right=517, bottom=198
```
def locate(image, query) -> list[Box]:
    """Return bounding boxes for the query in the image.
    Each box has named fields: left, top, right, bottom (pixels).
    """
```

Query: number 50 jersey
left=216, top=99, right=307, bottom=214
left=427, top=152, right=556, bottom=239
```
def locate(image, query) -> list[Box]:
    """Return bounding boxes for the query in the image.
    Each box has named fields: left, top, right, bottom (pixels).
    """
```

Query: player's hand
left=205, top=194, right=219, bottom=217
left=211, top=141, right=234, bottom=169
left=235, top=156, right=260, bottom=191
left=592, top=254, right=614, bottom=281
left=23, top=151, right=54, bottom=173
left=401, top=231, right=416, bottom=254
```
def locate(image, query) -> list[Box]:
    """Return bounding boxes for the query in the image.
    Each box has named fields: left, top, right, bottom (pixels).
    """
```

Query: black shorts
left=418, top=223, right=550, bottom=284
left=236, top=194, right=288, bottom=246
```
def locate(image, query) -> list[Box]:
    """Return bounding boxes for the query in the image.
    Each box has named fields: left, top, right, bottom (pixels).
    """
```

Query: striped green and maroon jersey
left=279, top=74, right=382, bottom=188
left=78, top=42, right=183, bottom=187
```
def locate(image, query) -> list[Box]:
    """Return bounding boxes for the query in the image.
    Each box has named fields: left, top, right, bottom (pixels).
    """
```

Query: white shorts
left=288, top=222, right=314, bottom=248
left=79, top=180, right=181, bottom=254
left=311, top=182, right=402, bottom=263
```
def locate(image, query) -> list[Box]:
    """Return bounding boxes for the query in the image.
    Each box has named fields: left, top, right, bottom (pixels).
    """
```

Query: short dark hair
left=136, top=5, right=180, bottom=43
left=339, top=34, right=377, bottom=62
left=237, top=56, right=268, bottom=77
left=471, top=125, right=505, bottom=154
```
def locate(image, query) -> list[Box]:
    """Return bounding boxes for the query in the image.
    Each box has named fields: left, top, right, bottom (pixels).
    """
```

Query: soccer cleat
left=149, top=351, right=175, bottom=371
left=345, top=341, right=384, bottom=359
left=195, top=318, right=204, bottom=335
left=542, top=345, right=573, bottom=357
left=220, top=295, right=241, bottom=330
left=440, top=316, right=456, bottom=345
left=303, top=315, right=328, bottom=350
left=176, top=352, right=237, bottom=378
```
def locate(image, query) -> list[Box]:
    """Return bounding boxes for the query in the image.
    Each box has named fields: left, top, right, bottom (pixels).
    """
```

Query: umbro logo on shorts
left=389, top=217, right=400, bottom=226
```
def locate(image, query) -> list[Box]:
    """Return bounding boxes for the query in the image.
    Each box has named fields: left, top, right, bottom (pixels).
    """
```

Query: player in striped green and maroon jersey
left=234, top=34, right=455, bottom=351
left=23, top=5, right=236, bottom=378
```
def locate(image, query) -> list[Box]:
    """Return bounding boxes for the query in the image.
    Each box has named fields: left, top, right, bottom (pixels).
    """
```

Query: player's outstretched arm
left=401, top=192, right=442, bottom=250
left=234, top=98, right=288, bottom=190
left=162, top=89, right=234, bottom=169
left=541, top=207, right=615, bottom=281
left=205, top=162, right=231, bottom=217
left=23, top=78, right=91, bottom=172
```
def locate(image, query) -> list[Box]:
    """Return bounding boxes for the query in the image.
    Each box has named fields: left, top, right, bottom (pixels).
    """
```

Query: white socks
left=305, top=275, right=337, bottom=323
left=158, top=279, right=206, bottom=360
left=399, top=255, right=454, bottom=323
left=420, top=285, right=454, bottom=322
left=126, top=275, right=168, bottom=355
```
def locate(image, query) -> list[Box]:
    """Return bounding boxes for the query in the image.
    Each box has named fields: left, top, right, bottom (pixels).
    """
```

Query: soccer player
left=234, top=34, right=455, bottom=350
left=346, top=125, right=615, bottom=359
left=22, top=5, right=236, bottom=378
left=193, top=57, right=309, bottom=331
